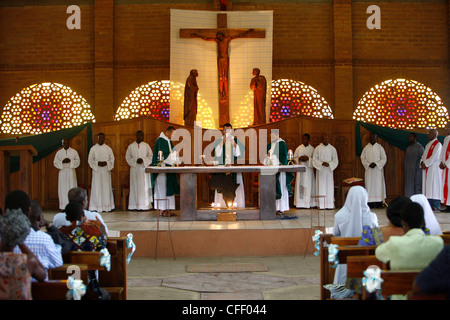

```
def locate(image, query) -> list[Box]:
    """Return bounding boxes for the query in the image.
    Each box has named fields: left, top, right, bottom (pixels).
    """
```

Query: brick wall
left=0, top=0, right=448, bottom=123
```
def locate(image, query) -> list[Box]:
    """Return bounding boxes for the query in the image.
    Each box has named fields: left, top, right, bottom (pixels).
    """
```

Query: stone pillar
left=333, top=0, right=354, bottom=120
left=94, top=0, right=114, bottom=122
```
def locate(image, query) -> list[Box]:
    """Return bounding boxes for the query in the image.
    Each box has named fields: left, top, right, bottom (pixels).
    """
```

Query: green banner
left=0, top=122, right=93, bottom=173
left=355, top=121, right=445, bottom=156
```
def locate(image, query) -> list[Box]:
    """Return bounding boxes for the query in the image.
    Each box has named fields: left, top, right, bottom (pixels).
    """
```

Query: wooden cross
left=180, top=13, right=265, bottom=126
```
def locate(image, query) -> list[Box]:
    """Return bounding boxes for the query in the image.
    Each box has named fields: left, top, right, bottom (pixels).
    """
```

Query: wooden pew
left=440, top=233, right=450, bottom=245
left=98, top=237, right=129, bottom=300
left=378, top=270, right=420, bottom=299
left=48, top=263, right=89, bottom=284
left=32, top=280, right=69, bottom=300
left=61, top=237, right=129, bottom=300
left=319, top=234, right=378, bottom=300
left=319, top=233, right=333, bottom=300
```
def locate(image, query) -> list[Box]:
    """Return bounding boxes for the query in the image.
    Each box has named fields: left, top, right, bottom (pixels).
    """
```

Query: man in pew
left=53, top=187, right=109, bottom=236
left=375, top=201, right=444, bottom=299
left=29, top=200, right=74, bottom=255
left=7, top=190, right=63, bottom=279
left=412, top=245, right=450, bottom=299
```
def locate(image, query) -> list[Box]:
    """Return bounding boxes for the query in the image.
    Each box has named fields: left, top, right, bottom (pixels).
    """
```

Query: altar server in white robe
left=313, top=134, right=339, bottom=209
left=420, top=129, right=442, bottom=211
left=360, top=132, right=387, bottom=208
left=213, top=123, right=245, bottom=208
left=439, top=134, right=450, bottom=212
left=294, top=133, right=316, bottom=208
left=151, top=126, right=180, bottom=217
left=126, top=130, right=153, bottom=211
left=53, top=138, right=80, bottom=210
left=88, top=132, right=115, bottom=212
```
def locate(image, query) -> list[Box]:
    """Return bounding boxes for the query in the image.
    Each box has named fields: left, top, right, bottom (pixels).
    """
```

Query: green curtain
left=355, top=121, right=445, bottom=156
left=0, top=122, right=93, bottom=173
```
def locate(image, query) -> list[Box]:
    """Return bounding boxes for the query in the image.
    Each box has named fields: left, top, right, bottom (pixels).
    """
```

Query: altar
left=145, top=165, right=306, bottom=221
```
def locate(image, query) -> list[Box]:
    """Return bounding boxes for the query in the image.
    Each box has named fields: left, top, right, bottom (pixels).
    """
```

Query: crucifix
left=180, top=13, right=265, bottom=126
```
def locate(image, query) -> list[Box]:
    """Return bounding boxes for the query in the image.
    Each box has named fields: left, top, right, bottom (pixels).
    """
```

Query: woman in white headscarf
left=410, top=194, right=442, bottom=235
left=326, top=186, right=379, bottom=298
left=334, top=186, right=379, bottom=238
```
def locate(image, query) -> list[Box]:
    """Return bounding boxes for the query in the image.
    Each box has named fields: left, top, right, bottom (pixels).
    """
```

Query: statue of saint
left=250, top=68, right=267, bottom=125
left=183, top=69, right=199, bottom=127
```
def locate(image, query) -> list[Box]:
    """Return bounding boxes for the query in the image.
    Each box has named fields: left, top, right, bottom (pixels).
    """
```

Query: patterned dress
left=0, top=252, right=32, bottom=300
left=59, top=221, right=106, bottom=252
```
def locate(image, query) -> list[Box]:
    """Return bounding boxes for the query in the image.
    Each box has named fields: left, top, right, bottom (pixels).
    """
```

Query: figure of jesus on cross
left=180, top=13, right=265, bottom=126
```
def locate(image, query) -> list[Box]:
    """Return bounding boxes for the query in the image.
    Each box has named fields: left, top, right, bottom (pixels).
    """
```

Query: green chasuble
left=151, top=136, right=180, bottom=197
left=212, top=136, right=245, bottom=190
left=267, top=139, right=295, bottom=200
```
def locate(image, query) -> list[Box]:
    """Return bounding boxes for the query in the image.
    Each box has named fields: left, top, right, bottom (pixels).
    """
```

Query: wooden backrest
left=320, top=234, right=379, bottom=300
left=440, top=234, right=450, bottom=245
left=336, top=245, right=378, bottom=264
left=319, top=233, right=333, bottom=300
left=98, top=237, right=128, bottom=300
left=346, top=255, right=386, bottom=278
left=32, top=280, right=68, bottom=300
left=48, top=263, right=89, bottom=284
left=380, top=271, right=419, bottom=297
left=330, top=237, right=360, bottom=246
left=63, top=251, right=105, bottom=270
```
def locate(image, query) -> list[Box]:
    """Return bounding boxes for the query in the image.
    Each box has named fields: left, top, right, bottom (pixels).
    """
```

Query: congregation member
left=404, top=132, right=424, bottom=197
left=420, top=129, right=442, bottom=211
left=126, top=130, right=153, bottom=211
left=439, top=133, right=450, bottom=212
left=325, top=186, right=378, bottom=299
left=53, top=137, right=80, bottom=210
left=52, top=187, right=109, bottom=236
left=313, top=134, right=339, bottom=209
left=375, top=201, right=444, bottom=299
left=358, top=196, right=411, bottom=246
left=151, top=126, right=180, bottom=217
left=6, top=190, right=63, bottom=279
left=265, top=130, right=295, bottom=215
left=29, top=200, right=74, bottom=255
left=59, top=202, right=107, bottom=252
left=410, top=194, right=442, bottom=235
left=412, top=245, right=450, bottom=299
left=212, top=123, right=245, bottom=208
left=0, top=207, right=47, bottom=300
left=88, top=132, right=115, bottom=213
left=293, top=133, right=316, bottom=209
left=360, top=132, right=387, bottom=208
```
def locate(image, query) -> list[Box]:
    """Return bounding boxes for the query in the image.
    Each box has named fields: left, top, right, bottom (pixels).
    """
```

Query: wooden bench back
left=32, top=280, right=68, bottom=300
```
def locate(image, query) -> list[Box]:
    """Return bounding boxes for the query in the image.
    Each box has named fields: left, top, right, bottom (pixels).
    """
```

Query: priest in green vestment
left=151, top=126, right=180, bottom=216
left=211, top=123, right=246, bottom=208
left=265, top=130, right=295, bottom=215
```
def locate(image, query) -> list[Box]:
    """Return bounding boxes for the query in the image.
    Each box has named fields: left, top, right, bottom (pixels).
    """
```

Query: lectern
left=0, top=145, right=37, bottom=212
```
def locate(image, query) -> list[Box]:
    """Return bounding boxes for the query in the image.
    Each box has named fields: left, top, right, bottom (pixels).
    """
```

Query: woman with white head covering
left=326, top=186, right=379, bottom=298
left=334, top=186, right=379, bottom=237
left=410, top=194, right=442, bottom=235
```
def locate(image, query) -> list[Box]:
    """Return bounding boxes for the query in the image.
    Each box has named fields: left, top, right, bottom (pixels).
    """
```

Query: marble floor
left=42, top=207, right=450, bottom=301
